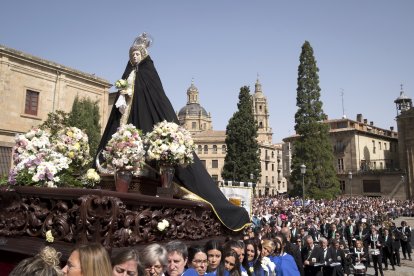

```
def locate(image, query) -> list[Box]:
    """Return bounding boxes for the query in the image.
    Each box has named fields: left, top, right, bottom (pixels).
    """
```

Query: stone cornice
left=0, top=44, right=112, bottom=88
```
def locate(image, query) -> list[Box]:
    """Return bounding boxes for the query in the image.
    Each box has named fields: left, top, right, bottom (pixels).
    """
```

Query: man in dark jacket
left=382, top=228, right=395, bottom=271
left=399, top=220, right=412, bottom=261
left=302, top=235, right=324, bottom=276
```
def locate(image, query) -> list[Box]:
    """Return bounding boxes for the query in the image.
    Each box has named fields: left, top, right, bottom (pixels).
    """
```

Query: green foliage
left=222, top=86, right=261, bottom=183
left=68, top=96, right=101, bottom=158
left=289, top=41, right=340, bottom=199
left=0, top=175, right=8, bottom=186
left=39, top=110, right=70, bottom=136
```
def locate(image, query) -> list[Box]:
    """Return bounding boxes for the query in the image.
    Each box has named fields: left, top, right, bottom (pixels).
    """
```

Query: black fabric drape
left=96, top=56, right=250, bottom=231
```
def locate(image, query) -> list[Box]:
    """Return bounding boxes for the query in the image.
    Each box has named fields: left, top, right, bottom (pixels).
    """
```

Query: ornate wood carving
left=0, top=187, right=226, bottom=249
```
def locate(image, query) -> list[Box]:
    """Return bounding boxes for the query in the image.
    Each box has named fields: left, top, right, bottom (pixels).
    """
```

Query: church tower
left=177, top=80, right=212, bottom=135
left=252, top=77, right=273, bottom=143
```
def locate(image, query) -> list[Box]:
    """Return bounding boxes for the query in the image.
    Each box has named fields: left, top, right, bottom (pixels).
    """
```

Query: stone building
left=177, top=79, right=287, bottom=196
left=283, top=114, right=404, bottom=199
left=0, top=45, right=111, bottom=176
left=395, top=86, right=414, bottom=199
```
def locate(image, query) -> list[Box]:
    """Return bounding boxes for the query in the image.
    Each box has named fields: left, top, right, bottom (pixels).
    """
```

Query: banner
left=219, top=186, right=253, bottom=218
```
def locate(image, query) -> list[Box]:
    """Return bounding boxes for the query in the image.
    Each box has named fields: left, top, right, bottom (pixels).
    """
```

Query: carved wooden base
left=0, top=186, right=239, bottom=260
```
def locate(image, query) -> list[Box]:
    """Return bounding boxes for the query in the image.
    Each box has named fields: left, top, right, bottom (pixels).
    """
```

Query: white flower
left=45, top=230, right=54, bottom=243
left=157, top=221, right=166, bottom=231
left=162, top=219, right=169, bottom=227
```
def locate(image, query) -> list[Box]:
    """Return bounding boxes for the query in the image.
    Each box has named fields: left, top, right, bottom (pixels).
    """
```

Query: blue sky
left=1, top=1, right=413, bottom=142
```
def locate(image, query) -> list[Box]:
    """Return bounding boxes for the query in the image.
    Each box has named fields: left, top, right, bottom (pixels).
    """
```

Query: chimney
left=363, top=119, right=368, bottom=124
left=390, top=126, right=394, bottom=131
left=356, top=114, right=363, bottom=122
left=370, top=121, right=374, bottom=126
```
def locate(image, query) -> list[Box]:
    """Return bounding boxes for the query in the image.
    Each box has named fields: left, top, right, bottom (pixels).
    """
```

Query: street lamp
left=348, top=171, right=353, bottom=199
left=300, top=164, right=306, bottom=208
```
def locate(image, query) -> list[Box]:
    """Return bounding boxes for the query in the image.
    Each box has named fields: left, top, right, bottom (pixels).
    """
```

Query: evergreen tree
left=290, top=41, right=340, bottom=199
left=222, top=86, right=261, bottom=183
left=68, top=96, right=101, bottom=158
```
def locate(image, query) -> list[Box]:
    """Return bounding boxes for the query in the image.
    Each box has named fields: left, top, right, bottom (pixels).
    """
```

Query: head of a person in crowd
left=224, top=239, right=245, bottom=264
left=10, top=246, right=62, bottom=276
left=188, top=245, right=208, bottom=276
left=261, top=239, right=275, bottom=257
left=332, top=239, right=340, bottom=250
left=165, top=241, right=188, bottom=276
left=280, top=227, right=291, bottom=242
left=335, top=232, right=341, bottom=240
left=205, top=240, right=223, bottom=272
left=62, top=243, right=112, bottom=276
left=112, top=248, right=140, bottom=276
left=296, top=236, right=302, bottom=247
left=244, top=239, right=259, bottom=263
left=331, top=223, right=337, bottom=231
left=305, top=235, right=314, bottom=249
left=355, top=240, right=363, bottom=250
left=222, top=249, right=241, bottom=274
left=384, top=228, right=390, bottom=237
left=401, top=220, right=407, bottom=227
left=291, top=221, right=297, bottom=229
left=274, top=238, right=284, bottom=256
left=371, top=227, right=378, bottom=236
left=319, top=237, right=328, bottom=250
left=299, top=228, right=305, bottom=236
left=140, top=243, right=167, bottom=276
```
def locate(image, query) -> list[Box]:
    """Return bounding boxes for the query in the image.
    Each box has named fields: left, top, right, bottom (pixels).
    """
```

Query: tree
left=222, top=86, right=261, bottom=183
left=68, top=96, right=101, bottom=158
left=289, top=41, right=340, bottom=199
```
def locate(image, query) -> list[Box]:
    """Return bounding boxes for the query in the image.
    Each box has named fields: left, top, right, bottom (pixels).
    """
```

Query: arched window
left=198, top=145, right=202, bottom=154
left=204, top=145, right=208, bottom=154
left=213, top=145, right=217, bottom=154
left=221, top=145, right=226, bottom=154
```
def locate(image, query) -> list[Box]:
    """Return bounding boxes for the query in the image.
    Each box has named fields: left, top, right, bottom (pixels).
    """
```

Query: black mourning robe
left=96, top=56, right=251, bottom=231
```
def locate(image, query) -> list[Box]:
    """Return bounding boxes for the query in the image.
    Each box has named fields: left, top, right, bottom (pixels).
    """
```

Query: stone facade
left=283, top=115, right=405, bottom=199
left=0, top=45, right=111, bottom=176
left=178, top=80, right=287, bottom=196
left=395, top=88, right=414, bottom=199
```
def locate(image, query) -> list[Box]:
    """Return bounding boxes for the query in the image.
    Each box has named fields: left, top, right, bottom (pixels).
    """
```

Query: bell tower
left=252, top=76, right=273, bottom=143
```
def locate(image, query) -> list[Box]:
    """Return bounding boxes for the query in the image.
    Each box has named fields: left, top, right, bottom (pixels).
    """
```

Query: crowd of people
left=9, top=196, right=414, bottom=276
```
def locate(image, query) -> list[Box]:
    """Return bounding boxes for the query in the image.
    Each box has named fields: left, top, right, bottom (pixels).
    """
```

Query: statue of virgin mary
left=96, top=33, right=250, bottom=231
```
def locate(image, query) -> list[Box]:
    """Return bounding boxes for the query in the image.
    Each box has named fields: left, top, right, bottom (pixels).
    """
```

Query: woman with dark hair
left=95, top=33, right=250, bottom=232
left=222, top=249, right=241, bottom=276
left=242, top=239, right=265, bottom=276
left=205, top=240, right=225, bottom=276
left=188, top=245, right=208, bottom=276
left=112, top=248, right=140, bottom=276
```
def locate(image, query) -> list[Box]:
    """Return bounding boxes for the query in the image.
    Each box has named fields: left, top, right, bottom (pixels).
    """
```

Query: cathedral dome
left=178, top=81, right=209, bottom=117
left=178, top=103, right=209, bottom=117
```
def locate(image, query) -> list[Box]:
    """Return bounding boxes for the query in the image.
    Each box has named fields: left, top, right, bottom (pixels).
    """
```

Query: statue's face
left=131, top=50, right=142, bottom=65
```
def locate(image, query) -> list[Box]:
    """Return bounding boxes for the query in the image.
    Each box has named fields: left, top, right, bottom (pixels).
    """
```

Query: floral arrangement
left=9, top=127, right=98, bottom=188
left=8, top=128, right=71, bottom=187
left=144, top=120, right=195, bottom=167
left=115, top=79, right=127, bottom=90
left=157, top=219, right=170, bottom=231
left=261, top=256, right=275, bottom=274
left=102, top=124, right=145, bottom=172
left=52, top=127, right=91, bottom=168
